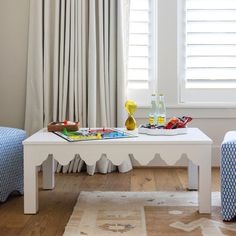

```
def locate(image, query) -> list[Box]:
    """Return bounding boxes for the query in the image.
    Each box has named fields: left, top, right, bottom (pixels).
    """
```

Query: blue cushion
left=221, top=131, right=236, bottom=221
left=0, top=127, right=27, bottom=202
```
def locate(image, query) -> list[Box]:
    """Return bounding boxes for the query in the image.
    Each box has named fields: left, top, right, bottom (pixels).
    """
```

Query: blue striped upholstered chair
left=0, top=127, right=27, bottom=202
left=221, top=131, right=236, bottom=221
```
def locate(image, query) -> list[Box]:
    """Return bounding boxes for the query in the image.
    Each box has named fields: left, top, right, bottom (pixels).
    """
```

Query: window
left=127, top=0, right=157, bottom=106
left=179, top=0, right=236, bottom=104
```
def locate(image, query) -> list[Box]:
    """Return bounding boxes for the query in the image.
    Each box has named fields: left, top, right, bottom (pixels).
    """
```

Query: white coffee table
left=23, top=128, right=212, bottom=214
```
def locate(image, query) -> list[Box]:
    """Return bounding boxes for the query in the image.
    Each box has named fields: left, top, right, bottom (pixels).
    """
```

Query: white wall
left=0, top=0, right=30, bottom=129
left=0, top=0, right=234, bottom=167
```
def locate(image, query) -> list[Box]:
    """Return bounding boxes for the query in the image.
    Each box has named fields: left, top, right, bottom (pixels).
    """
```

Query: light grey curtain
left=25, top=0, right=132, bottom=175
left=25, top=0, right=128, bottom=132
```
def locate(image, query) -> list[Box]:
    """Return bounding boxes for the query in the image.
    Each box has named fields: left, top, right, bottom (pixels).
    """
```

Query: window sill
left=135, top=104, right=236, bottom=119
left=138, top=103, right=236, bottom=109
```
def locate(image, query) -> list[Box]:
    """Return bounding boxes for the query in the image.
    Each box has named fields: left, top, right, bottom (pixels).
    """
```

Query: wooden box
left=47, top=122, right=80, bottom=132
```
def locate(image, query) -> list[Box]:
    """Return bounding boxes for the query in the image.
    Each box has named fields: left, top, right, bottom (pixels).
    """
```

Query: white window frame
left=178, top=0, right=236, bottom=105
left=127, top=0, right=158, bottom=107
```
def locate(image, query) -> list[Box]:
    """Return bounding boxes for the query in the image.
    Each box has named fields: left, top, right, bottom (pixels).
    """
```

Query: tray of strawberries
left=138, top=116, right=192, bottom=136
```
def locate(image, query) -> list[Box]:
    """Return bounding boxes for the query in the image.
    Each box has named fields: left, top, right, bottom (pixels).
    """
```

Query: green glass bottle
left=157, top=94, right=166, bottom=126
left=149, top=94, right=157, bottom=125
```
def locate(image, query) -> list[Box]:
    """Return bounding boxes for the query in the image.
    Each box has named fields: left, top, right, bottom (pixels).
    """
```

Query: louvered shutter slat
left=129, top=46, right=149, bottom=56
left=187, top=10, right=236, bottom=21
left=187, top=45, right=236, bottom=56
left=130, top=0, right=149, bottom=10
left=186, top=0, right=236, bottom=9
left=129, top=34, right=149, bottom=45
left=127, top=81, right=149, bottom=89
left=128, top=69, right=149, bottom=80
left=187, top=57, right=236, bottom=68
left=130, top=23, right=149, bottom=34
left=187, top=22, right=236, bottom=33
left=130, top=11, right=149, bottom=21
left=187, top=68, right=236, bottom=80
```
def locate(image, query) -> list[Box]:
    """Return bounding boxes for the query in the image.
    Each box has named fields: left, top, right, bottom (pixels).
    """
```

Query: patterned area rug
left=64, top=192, right=236, bottom=236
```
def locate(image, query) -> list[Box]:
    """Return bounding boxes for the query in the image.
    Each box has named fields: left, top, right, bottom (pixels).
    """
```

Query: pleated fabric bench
left=221, top=131, right=236, bottom=221
left=0, top=127, right=27, bottom=202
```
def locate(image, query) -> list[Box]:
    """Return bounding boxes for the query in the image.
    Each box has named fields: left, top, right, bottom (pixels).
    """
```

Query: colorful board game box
left=54, top=128, right=137, bottom=142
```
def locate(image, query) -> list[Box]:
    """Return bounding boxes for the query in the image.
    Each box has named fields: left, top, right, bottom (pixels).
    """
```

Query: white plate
left=138, top=126, right=188, bottom=136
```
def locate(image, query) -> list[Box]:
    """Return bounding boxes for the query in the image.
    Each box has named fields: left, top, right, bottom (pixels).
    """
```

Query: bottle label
left=149, top=115, right=155, bottom=125
left=158, top=116, right=165, bottom=125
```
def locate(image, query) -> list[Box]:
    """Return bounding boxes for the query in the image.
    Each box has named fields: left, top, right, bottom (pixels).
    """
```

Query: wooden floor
left=0, top=167, right=220, bottom=236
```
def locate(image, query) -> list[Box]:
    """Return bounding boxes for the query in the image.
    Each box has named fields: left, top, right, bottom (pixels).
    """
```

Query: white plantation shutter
left=179, top=0, right=236, bottom=103
left=185, top=0, right=236, bottom=85
left=127, top=0, right=157, bottom=106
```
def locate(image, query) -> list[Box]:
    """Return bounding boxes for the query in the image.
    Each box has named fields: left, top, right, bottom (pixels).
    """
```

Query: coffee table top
left=23, top=128, right=212, bottom=145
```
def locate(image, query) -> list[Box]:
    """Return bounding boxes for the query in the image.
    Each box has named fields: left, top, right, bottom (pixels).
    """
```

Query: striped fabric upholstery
left=0, top=127, right=27, bottom=202
left=221, top=131, right=236, bottom=221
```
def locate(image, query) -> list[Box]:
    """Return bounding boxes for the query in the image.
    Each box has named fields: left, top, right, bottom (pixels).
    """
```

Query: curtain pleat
left=58, top=0, right=65, bottom=121
left=117, top=0, right=127, bottom=127
left=87, top=0, right=97, bottom=127
left=52, top=0, right=60, bottom=121
left=25, top=0, right=44, bottom=134
left=98, top=0, right=106, bottom=126
left=104, top=0, right=110, bottom=126
left=109, top=0, right=117, bottom=127
left=68, top=0, right=75, bottom=121
left=74, top=0, right=79, bottom=122
left=43, top=0, right=53, bottom=126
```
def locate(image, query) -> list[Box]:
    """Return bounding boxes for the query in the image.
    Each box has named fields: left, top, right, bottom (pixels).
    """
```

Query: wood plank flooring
left=0, top=167, right=220, bottom=236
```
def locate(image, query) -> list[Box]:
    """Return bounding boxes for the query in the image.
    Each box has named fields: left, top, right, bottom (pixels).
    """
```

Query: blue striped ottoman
left=221, top=131, right=236, bottom=221
left=0, top=127, right=27, bottom=202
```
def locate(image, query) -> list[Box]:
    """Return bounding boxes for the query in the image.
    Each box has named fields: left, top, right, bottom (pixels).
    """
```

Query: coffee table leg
left=188, top=160, right=198, bottom=190
left=42, top=154, right=55, bottom=190
left=198, top=147, right=211, bottom=213
left=24, top=149, right=38, bottom=214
